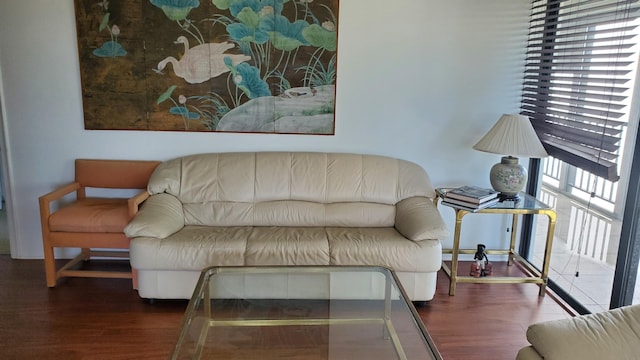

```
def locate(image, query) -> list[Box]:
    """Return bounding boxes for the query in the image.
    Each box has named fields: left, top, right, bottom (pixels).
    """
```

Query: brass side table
left=435, top=188, right=556, bottom=296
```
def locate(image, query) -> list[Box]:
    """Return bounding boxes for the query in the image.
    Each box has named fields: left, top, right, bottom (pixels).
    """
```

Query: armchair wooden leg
left=81, top=247, right=91, bottom=261
left=42, top=241, right=57, bottom=288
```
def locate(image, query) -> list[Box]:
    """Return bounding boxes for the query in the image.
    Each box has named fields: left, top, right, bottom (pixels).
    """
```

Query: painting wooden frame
left=74, top=0, right=338, bottom=134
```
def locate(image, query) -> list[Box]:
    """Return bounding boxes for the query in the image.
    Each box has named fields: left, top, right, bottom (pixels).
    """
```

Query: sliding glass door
left=520, top=0, right=640, bottom=314
left=529, top=157, right=627, bottom=313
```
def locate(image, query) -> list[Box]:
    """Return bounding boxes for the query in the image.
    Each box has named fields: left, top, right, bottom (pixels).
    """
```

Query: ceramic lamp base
left=489, top=156, right=526, bottom=200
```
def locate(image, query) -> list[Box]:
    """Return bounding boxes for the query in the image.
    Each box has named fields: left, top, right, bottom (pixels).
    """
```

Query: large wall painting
left=74, top=0, right=338, bottom=134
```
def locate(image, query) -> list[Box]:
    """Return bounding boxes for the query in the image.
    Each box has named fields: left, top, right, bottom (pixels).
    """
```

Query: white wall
left=0, top=0, right=530, bottom=259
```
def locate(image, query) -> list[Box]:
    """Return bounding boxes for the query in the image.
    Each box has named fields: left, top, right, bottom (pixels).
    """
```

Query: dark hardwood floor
left=0, top=256, right=573, bottom=360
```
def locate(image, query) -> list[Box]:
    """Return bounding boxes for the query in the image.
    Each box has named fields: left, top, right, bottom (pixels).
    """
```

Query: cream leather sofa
left=124, top=152, right=448, bottom=301
left=517, top=304, right=640, bottom=360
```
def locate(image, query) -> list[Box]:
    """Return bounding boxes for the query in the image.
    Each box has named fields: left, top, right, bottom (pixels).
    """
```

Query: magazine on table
left=445, top=185, right=499, bottom=204
left=441, top=196, right=500, bottom=211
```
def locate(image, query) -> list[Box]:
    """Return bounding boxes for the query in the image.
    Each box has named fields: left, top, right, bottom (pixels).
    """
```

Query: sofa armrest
left=395, top=196, right=449, bottom=241
left=124, top=193, right=185, bottom=238
left=524, top=304, right=640, bottom=360
left=515, top=346, right=542, bottom=360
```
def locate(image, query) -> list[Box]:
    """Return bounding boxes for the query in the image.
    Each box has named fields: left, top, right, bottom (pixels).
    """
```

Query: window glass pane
left=524, top=0, right=640, bottom=313
left=530, top=158, right=624, bottom=313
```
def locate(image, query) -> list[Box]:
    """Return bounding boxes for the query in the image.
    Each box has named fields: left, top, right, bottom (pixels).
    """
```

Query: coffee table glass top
left=171, top=266, right=442, bottom=360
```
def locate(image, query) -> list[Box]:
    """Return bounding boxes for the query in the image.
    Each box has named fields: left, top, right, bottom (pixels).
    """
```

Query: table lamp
left=472, top=114, right=548, bottom=201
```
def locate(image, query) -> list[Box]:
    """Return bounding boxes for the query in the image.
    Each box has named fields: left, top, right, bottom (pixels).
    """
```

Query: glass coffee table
left=171, top=266, right=442, bottom=360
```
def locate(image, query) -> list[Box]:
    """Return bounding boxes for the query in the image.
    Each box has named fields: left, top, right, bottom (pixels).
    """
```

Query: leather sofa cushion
left=525, top=304, right=640, bottom=360
left=515, top=346, right=540, bottom=360
left=182, top=201, right=396, bottom=227
left=130, top=226, right=249, bottom=269
left=148, top=152, right=435, bottom=207
left=326, top=227, right=442, bottom=272
left=130, top=226, right=440, bottom=273
left=245, top=227, right=331, bottom=265
left=125, top=193, right=185, bottom=238
left=395, top=197, right=448, bottom=240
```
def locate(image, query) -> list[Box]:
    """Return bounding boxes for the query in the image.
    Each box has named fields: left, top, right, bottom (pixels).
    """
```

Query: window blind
left=522, top=0, right=640, bottom=181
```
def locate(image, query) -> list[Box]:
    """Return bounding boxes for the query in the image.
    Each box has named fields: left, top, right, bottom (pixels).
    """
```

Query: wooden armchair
left=39, top=159, right=160, bottom=287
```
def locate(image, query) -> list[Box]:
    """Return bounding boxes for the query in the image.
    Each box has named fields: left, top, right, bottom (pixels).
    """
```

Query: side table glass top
left=171, top=266, right=442, bottom=360
left=436, top=188, right=552, bottom=211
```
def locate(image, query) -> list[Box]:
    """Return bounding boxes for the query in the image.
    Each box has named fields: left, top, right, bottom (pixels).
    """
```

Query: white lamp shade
left=473, top=114, right=548, bottom=158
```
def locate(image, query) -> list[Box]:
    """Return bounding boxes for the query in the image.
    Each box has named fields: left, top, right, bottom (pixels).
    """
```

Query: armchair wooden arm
left=39, top=182, right=81, bottom=228
left=128, top=190, right=150, bottom=218
left=39, top=182, right=82, bottom=203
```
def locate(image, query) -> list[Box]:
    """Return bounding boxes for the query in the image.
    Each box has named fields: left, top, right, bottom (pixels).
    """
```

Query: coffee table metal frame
left=171, top=265, right=442, bottom=360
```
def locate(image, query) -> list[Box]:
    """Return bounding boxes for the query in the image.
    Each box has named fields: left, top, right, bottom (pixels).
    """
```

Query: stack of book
left=442, top=185, right=500, bottom=212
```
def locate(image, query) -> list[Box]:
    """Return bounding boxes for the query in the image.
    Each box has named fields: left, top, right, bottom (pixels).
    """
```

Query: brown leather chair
left=39, top=159, right=160, bottom=287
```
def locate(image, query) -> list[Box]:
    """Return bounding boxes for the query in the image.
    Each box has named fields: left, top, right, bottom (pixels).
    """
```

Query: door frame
left=0, top=56, right=18, bottom=258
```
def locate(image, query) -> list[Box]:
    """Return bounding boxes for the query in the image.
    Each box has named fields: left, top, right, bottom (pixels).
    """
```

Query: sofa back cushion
left=148, top=152, right=435, bottom=227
